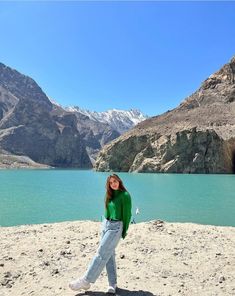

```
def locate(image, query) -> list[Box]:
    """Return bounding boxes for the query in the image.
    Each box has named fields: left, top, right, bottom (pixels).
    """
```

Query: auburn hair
left=105, top=174, right=127, bottom=208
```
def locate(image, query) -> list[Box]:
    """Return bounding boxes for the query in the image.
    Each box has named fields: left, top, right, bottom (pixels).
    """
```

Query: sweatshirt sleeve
left=104, top=205, right=109, bottom=219
left=122, top=192, right=132, bottom=239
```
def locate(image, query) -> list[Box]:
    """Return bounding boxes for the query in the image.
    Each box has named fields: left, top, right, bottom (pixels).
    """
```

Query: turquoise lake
left=0, top=169, right=235, bottom=227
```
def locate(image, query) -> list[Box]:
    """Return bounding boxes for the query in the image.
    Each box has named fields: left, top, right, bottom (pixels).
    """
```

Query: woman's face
left=109, top=177, right=120, bottom=190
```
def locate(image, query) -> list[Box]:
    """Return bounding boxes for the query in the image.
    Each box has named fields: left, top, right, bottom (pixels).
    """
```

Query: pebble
left=59, top=249, right=72, bottom=260
left=218, top=276, right=226, bottom=283
left=40, top=261, right=50, bottom=267
left=12, top=272, right=21, bottom=279
left=51, top=268, right=59, bottom=275
left=29, top=271, right=37, bottom=277
left=4, top=271, right=12, bottom=278
left=4, top=256, right=14, bottom=261
left=1, top=278, right=11, bottom=287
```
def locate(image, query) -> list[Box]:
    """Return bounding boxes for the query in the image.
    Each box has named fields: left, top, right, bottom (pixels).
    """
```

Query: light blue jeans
left=84, top=218, right=123, bottom=286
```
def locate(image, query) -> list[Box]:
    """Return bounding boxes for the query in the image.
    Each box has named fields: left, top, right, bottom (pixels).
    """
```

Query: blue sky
left=0, top=1, right=235, bottom=117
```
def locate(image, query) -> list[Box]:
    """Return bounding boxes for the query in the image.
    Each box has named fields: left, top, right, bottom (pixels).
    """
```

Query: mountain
left=65, top=106, right=148, bottom=134
left=0, top=62, right=146, bottom=168
left=52, top=103, right=120, bottom=165
left=0, top=62, right=92, bottom=168
left=95, top=56, right=235, bottom=174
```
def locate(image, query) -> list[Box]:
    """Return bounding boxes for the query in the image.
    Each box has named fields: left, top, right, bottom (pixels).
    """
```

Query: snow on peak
left=65, top=106, right=148, bottom=134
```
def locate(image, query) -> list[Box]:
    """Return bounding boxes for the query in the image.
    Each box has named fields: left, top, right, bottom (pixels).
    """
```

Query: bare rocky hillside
left=95, top=56, right=235, bottom=173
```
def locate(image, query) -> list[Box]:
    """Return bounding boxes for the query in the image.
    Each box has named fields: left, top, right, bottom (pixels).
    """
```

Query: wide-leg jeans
left=84, top=218, right=123, bottom=286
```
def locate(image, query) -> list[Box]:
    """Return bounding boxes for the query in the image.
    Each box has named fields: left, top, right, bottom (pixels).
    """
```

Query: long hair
left=105, top=174, right=127, bottom=208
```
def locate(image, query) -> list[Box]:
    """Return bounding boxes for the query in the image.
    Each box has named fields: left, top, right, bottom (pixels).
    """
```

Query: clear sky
left=0, top=1, right=235, bottom=117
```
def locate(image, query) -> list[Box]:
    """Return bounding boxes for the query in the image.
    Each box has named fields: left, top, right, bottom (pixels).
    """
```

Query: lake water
left=0, top=169, right=235, bottom=227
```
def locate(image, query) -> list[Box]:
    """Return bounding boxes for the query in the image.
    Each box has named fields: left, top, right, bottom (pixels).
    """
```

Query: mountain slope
left=0, top=63, right=91, bottom=168
left=52, top=102, right=120, bottom=164
left=65, top=106, right=148, bottom=134
left=0, top=62, right=146, bottom=168
left=95, top=56, right=235, bottom=174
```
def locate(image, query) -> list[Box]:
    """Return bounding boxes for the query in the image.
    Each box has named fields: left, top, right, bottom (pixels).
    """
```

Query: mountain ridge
left=0, top=62, right=147, bottom=168
left=95, top=55, right=235, bottom=174
left=65, top=106, right=148, bottom=134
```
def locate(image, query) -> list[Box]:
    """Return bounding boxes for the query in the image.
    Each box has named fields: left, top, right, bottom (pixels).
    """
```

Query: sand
left=0, top=220, right=235, bottom=296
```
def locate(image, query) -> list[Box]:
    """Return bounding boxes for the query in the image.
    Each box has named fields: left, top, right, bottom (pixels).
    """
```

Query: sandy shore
left=0, top=220, right=235, bottom=296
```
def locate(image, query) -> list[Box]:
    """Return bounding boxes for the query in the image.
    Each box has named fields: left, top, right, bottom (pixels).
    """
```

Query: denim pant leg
left=106, top=251, right=117, bottom=286
left=100, top=222, right=118, bottom=286
left=84, top=219, right=123, bottom=284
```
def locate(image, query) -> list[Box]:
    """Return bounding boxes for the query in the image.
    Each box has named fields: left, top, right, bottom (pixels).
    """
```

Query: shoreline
left=0, top=220, right=235, bottom=296
left=1, top=218, right=235, bottom=229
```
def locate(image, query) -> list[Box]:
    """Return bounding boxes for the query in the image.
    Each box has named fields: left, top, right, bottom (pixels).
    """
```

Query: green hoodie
left=105, top=189, right=132, bottom=239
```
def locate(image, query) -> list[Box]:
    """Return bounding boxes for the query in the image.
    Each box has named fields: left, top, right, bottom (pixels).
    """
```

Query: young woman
left=69, top=174, right=132, bottom=294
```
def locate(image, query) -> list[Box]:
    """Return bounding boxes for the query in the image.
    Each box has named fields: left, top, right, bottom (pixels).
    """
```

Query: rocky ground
left=0, top=220, right=235, bottom=296
left=0, top=153, right=51, bottom=169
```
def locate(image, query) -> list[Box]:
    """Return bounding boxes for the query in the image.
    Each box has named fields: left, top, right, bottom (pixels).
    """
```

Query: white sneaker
left=107, top=284, right=117, bottom=294
left=69, top=277, right=91, bottom=291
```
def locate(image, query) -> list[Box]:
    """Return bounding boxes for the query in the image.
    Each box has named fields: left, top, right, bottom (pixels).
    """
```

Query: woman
left=69, top=174, right=132, bottom=294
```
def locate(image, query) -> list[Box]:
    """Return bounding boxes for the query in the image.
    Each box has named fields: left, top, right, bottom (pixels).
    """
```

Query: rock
left=4, top=256, right=14, bottom=261
left=51, top=268, right=59, bottom=275
left=150, top=220, right=165, bottom=232
left=4, top=271, right=12, bottom=278
left=60, top=249, right=72, bottom=257
left=218, top=276, right=226, bottom=283
left=153, top=220, right=164, bottom=226
left=1, top=278, right=10, bottom=287
left=29, top=271, right=37, bottom=277
left=120, top=254, right=125, bottom=259
left=40, top=261, right=50, bottom=267
left=12, top=272, right=21, bottom=279
left=6, top=282, right=13, bottom=288
left=95, top=56, right=235, bottom=174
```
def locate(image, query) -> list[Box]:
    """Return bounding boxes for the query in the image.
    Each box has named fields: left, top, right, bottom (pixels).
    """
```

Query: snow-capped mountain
left=65, top=106, right=148, bottom=134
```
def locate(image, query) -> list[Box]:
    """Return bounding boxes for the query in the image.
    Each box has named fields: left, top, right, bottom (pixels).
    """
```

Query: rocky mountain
left=65, top=106, right=148, bottom=134
left=0, top=62, right=93, bottom=168
left=0, top=62, right=145, bottom=168
left=95, top=56, right=235, bottom=174
left=51, top=102, right=120, bottom=165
